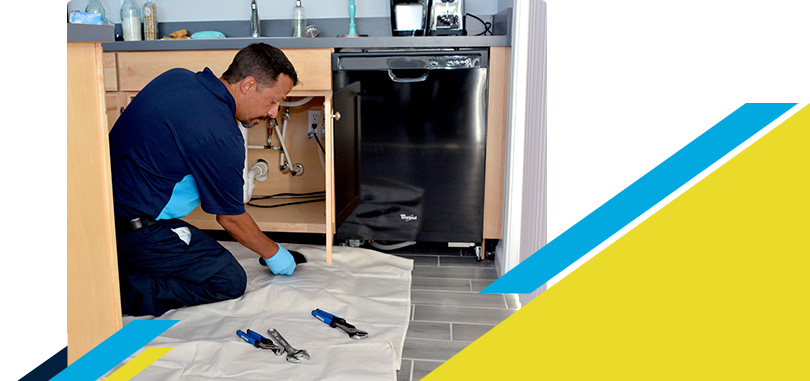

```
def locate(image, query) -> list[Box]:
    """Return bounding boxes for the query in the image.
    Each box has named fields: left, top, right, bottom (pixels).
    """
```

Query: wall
left=68, top=0, right=499, bottom=23
left=495, top=0, right=547, bottom=306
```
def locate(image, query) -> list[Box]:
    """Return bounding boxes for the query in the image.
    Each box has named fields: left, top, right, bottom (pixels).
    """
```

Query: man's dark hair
left=221, top=43, right=299, bottom=88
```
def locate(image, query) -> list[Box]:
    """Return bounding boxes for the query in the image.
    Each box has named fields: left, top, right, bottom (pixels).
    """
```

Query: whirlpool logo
left=400, top=214, right=418, bottom=222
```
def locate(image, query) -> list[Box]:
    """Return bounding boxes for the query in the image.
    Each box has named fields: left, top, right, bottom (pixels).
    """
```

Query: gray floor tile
left=396, top=359, right=412, bottom=381
left=470, top=279, right=495, bottom=292
left=406, top=321, right=451, bottom=340
left=452, top=323, right=495, bottom=342
left=400, top=246, right=514, bottom=380
left=414, top=305, right=514, bottom=325
left=412, top=360, right=444, bottom=380
left=439, top=256, right=494, bottom=268
left=402, top=338, right=470, bottom=362
left=505, top=294, right=521, bottom=309
left=411, top=290, right=506, bottom=308
left=396, top=254, right=439, bottom=267
left=413, top=266, right=498, bottom=280
left=411, top=277, right=472, bottom=292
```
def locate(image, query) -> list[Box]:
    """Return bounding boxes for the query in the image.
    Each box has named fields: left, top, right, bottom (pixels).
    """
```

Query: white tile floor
left=382, top=250, right=519, bottom=381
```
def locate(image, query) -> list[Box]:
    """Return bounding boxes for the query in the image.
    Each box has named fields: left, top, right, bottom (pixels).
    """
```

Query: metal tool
left=266, top=328, right=310, bottom=363
left=311, top=308, right=369, bottom=340
left=236, top=329, right=284, bottom=356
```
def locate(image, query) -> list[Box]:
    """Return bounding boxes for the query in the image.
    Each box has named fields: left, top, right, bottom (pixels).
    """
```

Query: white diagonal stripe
left=627, top=103, right=731, bottom=164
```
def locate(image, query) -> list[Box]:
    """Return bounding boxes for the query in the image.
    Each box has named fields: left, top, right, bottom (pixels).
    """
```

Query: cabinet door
left=332, top=81, right=362, bottom=229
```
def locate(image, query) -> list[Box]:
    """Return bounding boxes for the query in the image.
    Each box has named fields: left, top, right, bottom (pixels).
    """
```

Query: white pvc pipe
left=280, top=96, right=313, bottom=107
left=244, top=161, right=269, bottom=203
left=274, top=122, right=294, bottom=170
left=279, top=112, right=290, bottom=167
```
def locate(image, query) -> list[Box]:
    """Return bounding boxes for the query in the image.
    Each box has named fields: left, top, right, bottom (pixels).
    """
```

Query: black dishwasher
left=333, top=49, right=489, bottom=244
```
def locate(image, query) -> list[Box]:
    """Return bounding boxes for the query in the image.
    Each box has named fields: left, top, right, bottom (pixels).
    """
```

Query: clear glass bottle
left=84, top=0, right=106, bottom=18
left=292, top=0, right=306, bottom=37
left=120, top=0, right=142, bottom=41
left=143, top=0, right=158, bottom=41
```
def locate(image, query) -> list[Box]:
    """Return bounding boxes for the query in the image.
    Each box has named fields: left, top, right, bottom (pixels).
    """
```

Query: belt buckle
left=129, top=218, right=144, bottom=230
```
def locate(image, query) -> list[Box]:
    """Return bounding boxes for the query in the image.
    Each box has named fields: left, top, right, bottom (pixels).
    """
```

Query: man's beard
left=239, top=116, right=268, bottom=128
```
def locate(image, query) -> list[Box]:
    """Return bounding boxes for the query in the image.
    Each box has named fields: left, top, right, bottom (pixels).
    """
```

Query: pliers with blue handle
left=311, top=308, right=369, bottom=340
left=236, top=329, right=284, bottom=355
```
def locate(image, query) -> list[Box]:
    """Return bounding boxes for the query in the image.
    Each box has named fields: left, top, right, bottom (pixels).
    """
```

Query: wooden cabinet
left=68, top=41, right=122, bottom=364
left=102, top=47, right=509, bottom=257
left=104, top=48, right=352, bottom=262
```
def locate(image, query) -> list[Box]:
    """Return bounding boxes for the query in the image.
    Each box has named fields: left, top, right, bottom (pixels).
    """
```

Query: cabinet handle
left=331, top=112, right=341, bottom=121
left=120, top=106, right=126, bottom=113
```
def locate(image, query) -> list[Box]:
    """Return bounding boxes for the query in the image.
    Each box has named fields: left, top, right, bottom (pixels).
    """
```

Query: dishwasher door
left=333, top=50, right=489, bottom=244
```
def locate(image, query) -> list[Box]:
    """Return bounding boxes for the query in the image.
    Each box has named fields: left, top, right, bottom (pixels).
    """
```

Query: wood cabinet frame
left=68, top=45, right=508, bottom=363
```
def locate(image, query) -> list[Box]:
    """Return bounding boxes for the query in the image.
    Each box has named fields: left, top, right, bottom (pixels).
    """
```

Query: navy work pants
left=115, top=219, right=247, bottom=317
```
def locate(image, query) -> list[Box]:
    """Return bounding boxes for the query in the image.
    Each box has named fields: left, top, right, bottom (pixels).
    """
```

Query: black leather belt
left=115, top=216, right=158, bottom=233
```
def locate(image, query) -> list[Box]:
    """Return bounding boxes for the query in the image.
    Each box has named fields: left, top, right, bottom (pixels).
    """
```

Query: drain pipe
left=281, top=96, right=313, bottom=108
left=244, top=96, right=313, bottom=176
left=244, top=159, right=269, bottom=203
left=274, top=108, right=304, bottom=176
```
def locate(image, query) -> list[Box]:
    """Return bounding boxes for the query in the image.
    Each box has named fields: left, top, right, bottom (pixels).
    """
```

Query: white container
left=122, top=16, right=142, bottom=41
left=120, top=0, right=142, bottom=41
left=394, top=4, right=424, bottom=31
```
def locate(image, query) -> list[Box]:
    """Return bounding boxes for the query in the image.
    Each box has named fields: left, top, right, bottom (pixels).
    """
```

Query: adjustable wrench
left=267, top=328, right=310, bottom=363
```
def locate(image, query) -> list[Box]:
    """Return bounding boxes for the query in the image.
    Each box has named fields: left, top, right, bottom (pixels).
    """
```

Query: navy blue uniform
left=109, top=68, right=247, bottom=316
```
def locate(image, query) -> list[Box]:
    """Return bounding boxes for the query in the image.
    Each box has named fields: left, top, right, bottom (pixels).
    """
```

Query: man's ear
left=239, top=76, right=257, bottom=94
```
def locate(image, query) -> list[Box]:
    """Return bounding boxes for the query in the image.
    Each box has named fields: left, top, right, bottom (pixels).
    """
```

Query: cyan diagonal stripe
left=482, top=103, right=796, bottom=294
left=52, top=320, right=177, bottom=381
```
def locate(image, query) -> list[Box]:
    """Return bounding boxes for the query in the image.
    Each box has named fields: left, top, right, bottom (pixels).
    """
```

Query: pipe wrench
left=311, top=308, right=368, bottom=340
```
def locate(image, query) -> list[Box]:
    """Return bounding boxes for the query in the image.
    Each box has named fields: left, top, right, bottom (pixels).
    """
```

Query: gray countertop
left=67, top=20, right=509, bottom=52
left=95, top=12, right=512, bottom=52
left=71, top=12, right=511, bottom=51
left=100, top=34, right=509, bottom=51
left=67, top=23, right=114, bottom=43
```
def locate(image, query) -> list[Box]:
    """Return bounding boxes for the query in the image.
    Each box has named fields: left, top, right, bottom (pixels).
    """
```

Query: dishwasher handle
left=387, top=69, right=428, bottom=83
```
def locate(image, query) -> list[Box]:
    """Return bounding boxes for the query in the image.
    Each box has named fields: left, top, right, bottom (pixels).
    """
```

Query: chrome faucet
left=250, top=0, right=261, bottom=37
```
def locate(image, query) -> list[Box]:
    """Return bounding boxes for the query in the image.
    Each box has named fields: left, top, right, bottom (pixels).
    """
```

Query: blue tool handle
left=313, top=309, right=348, bottom=328
left=246, top=329, right=272, bottom=344
left=237, top=330, right=259, bottom=347
left=312, top=309, right=334, bottom=325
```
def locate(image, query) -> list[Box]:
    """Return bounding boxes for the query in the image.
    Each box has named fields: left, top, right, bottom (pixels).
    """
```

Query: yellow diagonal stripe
left=427, top=104, right=810, bottom=379
left=104, top=348, right=172, bottom=381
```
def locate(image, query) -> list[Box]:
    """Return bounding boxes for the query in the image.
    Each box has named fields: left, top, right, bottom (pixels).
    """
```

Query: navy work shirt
left=109, top=67, right=246, bottom=220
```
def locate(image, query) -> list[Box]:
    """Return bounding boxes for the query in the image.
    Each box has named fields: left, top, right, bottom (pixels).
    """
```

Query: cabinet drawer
left=117, top=48, right=332, bottom=93
left=103, top=52, right=117, bottom=91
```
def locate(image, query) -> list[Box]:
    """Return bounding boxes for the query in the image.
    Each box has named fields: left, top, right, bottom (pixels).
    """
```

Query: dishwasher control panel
left=429, top=55, right=480, bottom=68
left=333, top=49, right=488, bottom=71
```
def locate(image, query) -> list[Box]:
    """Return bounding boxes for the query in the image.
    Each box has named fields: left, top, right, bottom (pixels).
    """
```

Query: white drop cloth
left=114, top=242, right=413, bottom=380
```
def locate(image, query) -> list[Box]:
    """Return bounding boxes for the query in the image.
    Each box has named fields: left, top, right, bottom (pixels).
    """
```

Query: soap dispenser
left=292, top=0, right=306, bottom=37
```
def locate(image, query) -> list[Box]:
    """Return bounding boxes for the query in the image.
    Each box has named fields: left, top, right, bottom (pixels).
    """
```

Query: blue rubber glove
left=264, top=244, right=296, bottom=275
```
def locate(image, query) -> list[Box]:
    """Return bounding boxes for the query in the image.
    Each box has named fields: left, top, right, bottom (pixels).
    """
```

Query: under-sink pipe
left=280, top=96, right=313, bottom=108
left=274, top=108, right=304, bottom=176
left=279, top=108, right=290, bottom=169
left=369, top=241, right=417, bottom=251
left=244, top=159, right=269, bottom=203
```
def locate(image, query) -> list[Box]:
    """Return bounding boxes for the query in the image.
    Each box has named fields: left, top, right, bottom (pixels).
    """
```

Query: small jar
left=143, top=0, right=158, bottom=41
left=84, top=0, right=106, bottom=18
left=120, top=0, right=142, bottom=41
